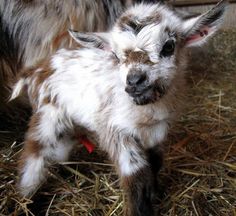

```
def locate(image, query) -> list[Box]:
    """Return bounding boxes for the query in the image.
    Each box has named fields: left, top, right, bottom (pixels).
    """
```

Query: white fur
left=12, top=1, right=226, bottom=197
left=20, top=157, right=46, bottom=196
left=10, top=79, right=26, bottom=101
left=119, top=145, right=147, bottom=176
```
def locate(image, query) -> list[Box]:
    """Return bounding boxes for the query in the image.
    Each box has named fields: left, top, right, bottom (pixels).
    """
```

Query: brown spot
left=27, top=113, right=41, bottom=138
left=23, top=139, right=43, bottom=158
left=19, top=58, right=58, bottom=109
left=40, top=94, right=57, bottom=109
left=125, top=50, right=153, bottom=65
left=43, top=96, right=51, bottom=105
left=17, top=138, right=43, bottom=185
left=18, top=139, right=43, bottom=170
left=18, top=113, right=43, bottom=169
left=118, top=12, right=162, bottom=34
left=36, top=61, right=54, bottom=85
left=20, top=58, right=54, bottom=85
left=119, top=15, right=144, bottom=34
left=144, top=12, right=162, bottom=25
left=20, top=67, right=35, bottom=79
left=118, top=14, right=132, bottom=27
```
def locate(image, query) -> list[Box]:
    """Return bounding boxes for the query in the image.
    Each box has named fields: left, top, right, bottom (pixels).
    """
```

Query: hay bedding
left=0, top=29, right=236, bottom=216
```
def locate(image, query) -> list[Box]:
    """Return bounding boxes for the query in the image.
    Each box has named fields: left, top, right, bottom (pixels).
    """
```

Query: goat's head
left=69, top=0, right=227, bottom=105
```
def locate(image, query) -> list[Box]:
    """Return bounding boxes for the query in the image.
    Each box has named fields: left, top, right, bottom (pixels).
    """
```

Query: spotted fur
left=11, top=1, right=227, bottom=215
left=0, top=0, right=164, bottom=111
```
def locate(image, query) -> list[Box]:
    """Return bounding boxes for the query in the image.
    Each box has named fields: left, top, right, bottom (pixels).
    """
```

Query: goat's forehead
left=117, top=4, right=180, bottom=32
left=113, top=4, right=181, bottom=51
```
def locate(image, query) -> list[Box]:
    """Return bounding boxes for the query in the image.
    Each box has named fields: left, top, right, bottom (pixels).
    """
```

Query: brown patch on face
left=118, top=15, right=146, bottom=34
left=119, top=14, right=132, bottom=27
left=125, top=50, right=153, bottom=65
left=118, top=14, right=140, bottom=33
left=144, top=12, right=162, bottom=25
left=118, top=12, right=162, bottom=34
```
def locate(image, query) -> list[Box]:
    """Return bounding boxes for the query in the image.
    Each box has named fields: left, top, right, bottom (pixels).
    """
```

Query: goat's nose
left=126, top=73, right=147, bottom=86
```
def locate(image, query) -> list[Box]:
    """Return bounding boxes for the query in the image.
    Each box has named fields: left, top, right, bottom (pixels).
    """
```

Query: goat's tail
left=9, top=78, right=27, bottom=101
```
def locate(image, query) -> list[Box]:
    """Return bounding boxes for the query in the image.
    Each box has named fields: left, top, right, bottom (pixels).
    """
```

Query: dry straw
left=0, top=29, right=235, bottom=216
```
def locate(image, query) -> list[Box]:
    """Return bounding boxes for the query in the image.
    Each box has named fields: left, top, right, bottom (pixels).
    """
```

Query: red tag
left=79, top=137, right=95, bottom=154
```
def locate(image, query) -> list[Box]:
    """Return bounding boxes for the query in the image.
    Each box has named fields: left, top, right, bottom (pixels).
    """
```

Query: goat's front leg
left=102, top=134, right=156, bottom=216
left=122, top=164, right=156, bottom=216
left=147, top=146, right=163, bottom=174
left=146, top=145, right=164, bottom=202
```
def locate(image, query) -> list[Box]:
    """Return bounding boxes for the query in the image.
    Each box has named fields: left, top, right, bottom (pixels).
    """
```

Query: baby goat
left=11, top=1, right=227, bottom=215
left=0, top=0, right=162, bottom=111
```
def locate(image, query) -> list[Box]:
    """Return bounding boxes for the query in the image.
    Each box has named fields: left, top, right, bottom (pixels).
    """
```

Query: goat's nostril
left=126, top=73, right=147, bottom=86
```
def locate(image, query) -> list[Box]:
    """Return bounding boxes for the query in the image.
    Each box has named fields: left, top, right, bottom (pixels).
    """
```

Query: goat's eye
left=160, top=40, right=175, bottom=57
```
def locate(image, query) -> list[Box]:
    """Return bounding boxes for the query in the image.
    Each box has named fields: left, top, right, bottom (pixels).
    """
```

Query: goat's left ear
left=182, top=0, right=228, bottom=47
left=68, top=30, right=111, bottom=51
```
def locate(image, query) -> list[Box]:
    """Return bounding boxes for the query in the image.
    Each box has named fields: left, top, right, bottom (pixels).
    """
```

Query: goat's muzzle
left=125, top=75, right=166, bottom=105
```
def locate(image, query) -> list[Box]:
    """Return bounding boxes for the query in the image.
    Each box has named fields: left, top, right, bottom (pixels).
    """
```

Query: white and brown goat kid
left=11, top=1, right=227, bottom=215
left=0, top=0, right=163, bottom=111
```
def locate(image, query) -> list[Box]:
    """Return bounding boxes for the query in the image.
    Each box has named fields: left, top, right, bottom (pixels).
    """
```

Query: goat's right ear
left=68, top=30, right=111, bottom=51
left=181, top=0, right=228, bottom=47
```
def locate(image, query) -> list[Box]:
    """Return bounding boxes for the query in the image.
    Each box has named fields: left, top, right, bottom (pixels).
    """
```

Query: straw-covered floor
left=0, top=29, right=236, bottom=216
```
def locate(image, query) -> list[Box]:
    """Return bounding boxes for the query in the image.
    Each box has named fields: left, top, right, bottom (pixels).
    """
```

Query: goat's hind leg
left=18, top=109, right=75, bottom=197
left=18, top=138, right=47, bottom=197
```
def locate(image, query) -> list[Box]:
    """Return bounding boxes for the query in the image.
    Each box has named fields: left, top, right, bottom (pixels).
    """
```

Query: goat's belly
left=68, top=93, right=102, bottom=130
left=56, top=85, right=109, bottom=131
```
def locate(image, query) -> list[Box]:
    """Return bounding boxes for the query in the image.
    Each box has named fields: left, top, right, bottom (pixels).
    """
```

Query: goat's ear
left=181, top=0, right=227, bottom=47
left=68, top=30, right=111, bottom=51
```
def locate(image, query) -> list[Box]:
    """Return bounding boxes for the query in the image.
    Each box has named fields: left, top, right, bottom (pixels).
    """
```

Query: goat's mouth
left=125, top=84, right=166, bottom=106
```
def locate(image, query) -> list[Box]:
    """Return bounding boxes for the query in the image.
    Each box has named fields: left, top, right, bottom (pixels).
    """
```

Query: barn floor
left=0, top=29, right=236, bottom=216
